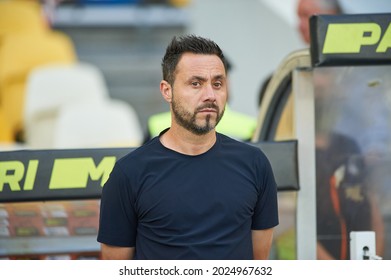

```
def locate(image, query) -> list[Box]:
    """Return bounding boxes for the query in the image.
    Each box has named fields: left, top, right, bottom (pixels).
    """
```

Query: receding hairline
left=174, top=52, right=227, bottom=79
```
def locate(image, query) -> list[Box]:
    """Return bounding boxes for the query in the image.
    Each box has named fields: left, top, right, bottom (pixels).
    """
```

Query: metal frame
left=252, top=49, right=317, bottom=259
left=292, top=68, right=316, bottom=259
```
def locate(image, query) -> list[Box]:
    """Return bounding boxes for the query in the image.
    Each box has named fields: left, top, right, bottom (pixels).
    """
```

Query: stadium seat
left=0, top=0, right=47, bottom=42
left=0, top=31, right=76, bottom=141
left=0, top=108, right=13, bottom=143
left=24, top=62, right=110, bottom=148
left=52, top=100, right=143, bottom=149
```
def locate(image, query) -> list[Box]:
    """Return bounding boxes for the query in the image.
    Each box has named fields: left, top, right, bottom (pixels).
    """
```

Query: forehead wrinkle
left=174, top=54, right=226, bottom=86
left=188, top=75, right=208, bottom=82
left=185, top=72, right=226, bottom=82
left=178, top=53, right=225, bottom=70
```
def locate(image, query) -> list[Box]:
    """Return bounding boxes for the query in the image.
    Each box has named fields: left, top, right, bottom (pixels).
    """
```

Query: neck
left=159, top=125, right=217, bottom=156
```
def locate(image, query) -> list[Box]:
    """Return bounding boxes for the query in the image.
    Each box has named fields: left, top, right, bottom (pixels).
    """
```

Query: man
left=97, top=35, right=279, bottom=260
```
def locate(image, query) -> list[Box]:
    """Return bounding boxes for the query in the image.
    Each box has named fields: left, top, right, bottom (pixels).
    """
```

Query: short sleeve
left=97, top=162, right=137, bottom=247
left=251, top=152, right=279, bottom=230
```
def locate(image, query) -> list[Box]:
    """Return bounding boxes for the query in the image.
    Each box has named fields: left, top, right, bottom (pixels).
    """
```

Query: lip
left=198, top=109, right=217, bottom=113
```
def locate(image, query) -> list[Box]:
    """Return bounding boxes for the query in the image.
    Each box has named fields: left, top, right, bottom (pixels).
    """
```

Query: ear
left=160, top=80, right=172, bottom=103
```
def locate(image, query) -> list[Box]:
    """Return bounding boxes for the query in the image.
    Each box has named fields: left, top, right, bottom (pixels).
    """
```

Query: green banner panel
left=0, top=148, right=133, bottom=203
left=310, top=13, right=391, bottom=67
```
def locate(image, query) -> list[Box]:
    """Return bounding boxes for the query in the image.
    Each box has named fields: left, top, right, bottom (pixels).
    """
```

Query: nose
left=202, top=83, right=216, bottom=102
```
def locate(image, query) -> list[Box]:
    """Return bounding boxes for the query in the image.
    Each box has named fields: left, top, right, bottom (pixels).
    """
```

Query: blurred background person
left=297, top=0, right=390, bottom=259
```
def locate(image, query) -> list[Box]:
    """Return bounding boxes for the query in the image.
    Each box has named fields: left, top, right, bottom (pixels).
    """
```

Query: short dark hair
left=162, top=35, right=227, bottom=85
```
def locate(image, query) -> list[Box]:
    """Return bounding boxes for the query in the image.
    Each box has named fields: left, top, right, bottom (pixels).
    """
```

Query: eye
left=213, top=81, right=223, bottom=88
left=191, top=81, right=201, bottom=87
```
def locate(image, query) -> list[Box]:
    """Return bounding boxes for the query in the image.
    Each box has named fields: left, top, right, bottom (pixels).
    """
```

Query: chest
left=134, top=159, right=260, bottom=227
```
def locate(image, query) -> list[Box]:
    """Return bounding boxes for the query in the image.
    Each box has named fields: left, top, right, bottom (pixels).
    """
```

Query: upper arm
left=98, top=163, right=138, bottom=257
left=252, top=228, right=274, bottom=260
left=101, top=243, right=135, bottom=260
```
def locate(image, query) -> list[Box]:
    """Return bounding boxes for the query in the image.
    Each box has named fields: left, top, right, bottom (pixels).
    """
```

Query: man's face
left=170, top=52, right=227, bottom=135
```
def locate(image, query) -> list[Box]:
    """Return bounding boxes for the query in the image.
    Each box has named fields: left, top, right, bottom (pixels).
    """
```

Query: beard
left=171, top=97, right=225, bottom=135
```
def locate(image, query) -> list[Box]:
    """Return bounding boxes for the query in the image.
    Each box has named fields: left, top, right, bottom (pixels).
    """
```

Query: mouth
left=198, top=108, right=217, bottom=114
left=197, top=104, right=219, bottom=114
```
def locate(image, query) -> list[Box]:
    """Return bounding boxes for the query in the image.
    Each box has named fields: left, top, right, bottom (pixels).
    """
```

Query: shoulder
left=330, top=132, right=360, bottom=153
left=217, top=133, right=267, bottom=160
left=218, top=133, right=260, bottom=149
left=116, top=137, right=161, bottom=167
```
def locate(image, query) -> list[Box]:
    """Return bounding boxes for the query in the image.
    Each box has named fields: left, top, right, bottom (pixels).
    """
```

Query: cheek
left=173, top=93, right=196, bottom=110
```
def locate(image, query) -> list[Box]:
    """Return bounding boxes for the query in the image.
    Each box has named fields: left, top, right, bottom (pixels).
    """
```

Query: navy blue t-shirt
left=97, top=133, right=278, bottom=259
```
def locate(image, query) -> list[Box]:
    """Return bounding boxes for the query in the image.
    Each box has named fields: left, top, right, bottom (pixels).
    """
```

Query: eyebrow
left=189, top=75, right=207, bottom=82
left=213, top=74, right=226, bottom=81
left=188, top=74, right=226, bottom=82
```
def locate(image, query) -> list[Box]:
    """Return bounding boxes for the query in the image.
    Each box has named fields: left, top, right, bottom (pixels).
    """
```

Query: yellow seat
left=0, top=31, right=76, bottom=140
left=0, top=107, right=13, bottom=143
left=0, top=0, right=47, bottom=41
